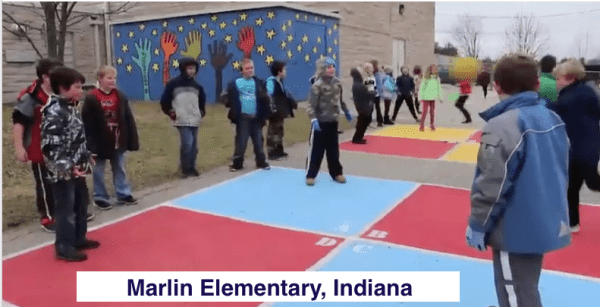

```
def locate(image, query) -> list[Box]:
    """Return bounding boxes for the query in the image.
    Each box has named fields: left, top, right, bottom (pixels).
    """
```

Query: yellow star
left=154, top=48, right=160, bottom=56
left=266, top=29, right=276, bottom=40
left=328, top=28, right=332, bottom=35
left=199, top=59, right=207, bottom=66
left=256, top=45, right=266, bottom=55
left=232, top=19, right=238, bottom=26
left=265, top=55, right=274, bottom=65
left=224, top=35, right=232, bottom=43
left=333, top=24, right=338, bottom=30
left=297, top=44, right=302, bottom=52
left=320, top=54, right=325, bottom=60
left=328, top=46, right=333, bottom=53
left=178, top=25, right=184, bottom=32
left=211, top=15, right=218, bottom=22
left=317, top=36, right=322, bottom=44
left=288, top=20, right=292, bottom=26
left=219, top=21, right=227, bottom=29
left=239, top=13, right=248, bottom=21
left=152, top=63, right=159, bottom=72
left=267, top=12, right=275, bottom=19
left=315, top=16, right=318, bottom=22
left=302, top=34, right=309, bottom=44
left=287, top=49, right=293, bottom=59
left=151, top=29, right=158, bottom=36
left=173, top=59, right=179, bottom=68
left=287, top=34, right=293, bottom=42
left=126, top=64, right=133, bottom=73
left=332, top=53, right=337, bottom=60
left=295, top=14, right=300, bottom=19
left=116, top=57, right=123, bottom=65
left=334, top=38, right=338, bottom=45
left=322, top=19, right=326, bottom=23
left=304, top=54, right=310, bottom=62
left=162, top=21, right=168, bottom=28
left=208, top=29, right=215, bottom=37
left=121, top=44, right=128, bottom=52
left=128, top=31, right=134, bottom=38
left=312, top=46, right=318, bottom=53
left=304, top=15, right=308, bottom=20
left=281, top=24, right=287, bottom=31
left=139, top=24, right=145, bottom=31
left=280, top=41, right=287, bottom=49
left=188, top=18, right=194, bottom=25
left=201, top=23, right=208, bottom=29
left=232, top=61, right=240, bottom=70
left=116, top=32, right=121, bottom=38
left=255, top=18, right=264, bottom=26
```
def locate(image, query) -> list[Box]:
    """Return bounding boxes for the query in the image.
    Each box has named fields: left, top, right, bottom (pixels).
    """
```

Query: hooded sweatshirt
left=351, top=68, right=374, bottom=116
left=307, top=57, right=349, bottom=122
left=160, top=57, right=206, bottom=126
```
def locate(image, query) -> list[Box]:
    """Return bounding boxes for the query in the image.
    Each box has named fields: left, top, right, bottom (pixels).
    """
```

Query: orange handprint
left=236, top=26, right=255, bottom=59
left=161, top=31, right=179, bottom=85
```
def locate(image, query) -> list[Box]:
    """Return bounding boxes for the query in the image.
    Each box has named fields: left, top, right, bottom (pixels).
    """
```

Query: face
left=42, top=74, right=52, bottom=88
left=364, top=64, right=373, bottom=75
left=242, top=62, right=254, bottom=78
left=185, top=65, right=197, bottom=78
left=279, top=66, right=287, bottom=78
left=401, top=67, right=408, bottom=75
left=98, top=71, right=117, bottom=91
left=325, top=65, right=336, bottom=77
left=430, top=65, right=437, bottom=74
left=62, top=81, right=84, bottom=102
left=555, top=74, right=574, bottom=91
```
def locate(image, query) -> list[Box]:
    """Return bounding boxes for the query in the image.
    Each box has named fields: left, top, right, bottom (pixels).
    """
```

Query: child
left=82, top=66, right=139, bottom=210
left=455, top=78, right=472, bottom=123
left=413, top=65, right=423, bottom=113
left=351, top=67, right=374, bottom=144
left=419, top=64, right=443, bottom=131
left=393, top=66, right=419, bottom=123
left=381, top=66, right=397, bottom=124
left=466, top=54, right=571, bottom=307
left=363, top=62, right=381, bottom=126
left=266, top=60, right=297, bottom=160
left=160, top=57, right=206, bottom=178
left=538, top=54, right=558, bottom=106
left=371, top=60, right=385, bottom=126
left=41, top=66, right=99, bottom=262
left=306, top=57, right=352, bottom=185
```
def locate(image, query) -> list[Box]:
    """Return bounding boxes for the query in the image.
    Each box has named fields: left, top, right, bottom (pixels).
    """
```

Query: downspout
left=104, top=1, right=112, bottom=65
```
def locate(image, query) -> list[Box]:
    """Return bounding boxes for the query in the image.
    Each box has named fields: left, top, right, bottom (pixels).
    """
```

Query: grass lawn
left=2, top=102, right=354, bottom=230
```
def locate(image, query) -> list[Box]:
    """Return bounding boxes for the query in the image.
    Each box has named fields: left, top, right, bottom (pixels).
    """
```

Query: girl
left=381, top=66, right=397, bottom=124
left=419, top=64, right=443, bottom=131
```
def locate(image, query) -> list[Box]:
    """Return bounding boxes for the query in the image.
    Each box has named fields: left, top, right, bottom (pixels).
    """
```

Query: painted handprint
left=236, top=26, right=255, bottom=59
left=180, top=30, right=202, bottom=60
left=209, top=40, right=233, bottom=99
left=161, top=31, right=179, bottom=85
left=131, top=38, right=152, bottom=100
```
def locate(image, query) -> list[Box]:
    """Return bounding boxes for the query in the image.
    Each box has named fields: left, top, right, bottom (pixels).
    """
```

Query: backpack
left=383, top=76, right=395, bottom=93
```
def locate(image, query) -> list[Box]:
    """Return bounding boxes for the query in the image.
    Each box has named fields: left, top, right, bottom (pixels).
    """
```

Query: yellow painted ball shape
left=450, top=57, right=481, bottom=81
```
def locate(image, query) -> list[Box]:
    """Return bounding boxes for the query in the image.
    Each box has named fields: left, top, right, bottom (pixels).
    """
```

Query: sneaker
left=282, top=152, right=289, bottom=157
left=229, top=164, right=243, bottom=172
left=41, top=217, right=56, bottom=233
left=306, top=178, right=316, bottom=186
left=94, top=199, right=113, bottom=211
left=76, top=239, right=100, bottom=250
left=257, top=162, right=271, bottom=170
left=268, top=155, right=285, bottom=161
left=352, top=139, right=367, bottom=144
left=56, top=249, right=87, bottom=262
left=190, top=169, right=200, bottom=177
left=571, top=225, right=580, bottom=233
left=117, top=195, right=138, bottom=205
left=86, top=212, right=95, bottom=221
left=334, top=175, right=347, bottom=184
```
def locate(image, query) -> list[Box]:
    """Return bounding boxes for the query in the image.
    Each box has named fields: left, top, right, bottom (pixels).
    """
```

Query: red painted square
left=340, top=135, right=456, bottom=159
left=362, top=185, right=600, bottom=278
left=468, top=130, right=482, bottom=143
left=3, top=206, right=342, bottom=307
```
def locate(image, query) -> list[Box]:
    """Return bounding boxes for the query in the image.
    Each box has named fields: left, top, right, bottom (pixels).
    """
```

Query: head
left=540, top=55, right=557, bottom=74
left=370, top=60, right=379, bottom=73
left=241, top=58, right=254, bottom=78
left=384, top=66, right=394, bottom=76
left=96, top=66, right=117, bottom=91
left=413, top=65, right=422, bottom=76
left=36, top=58, right=63, bottom=89
left=363, top=62, right=374, bottom=76
left=49, top=67, right=85, bottom=102
left=350, top=67, right=363, bottom=82
left=492, top=53, right=539, bottom=96
left=179, top=57, right=199, bottom=78
left=401, top=66, right=409, bottom=75
left=270, top=60, right=286, bottom=78
left=315, top=57, right=336, bottom=78
left=552, top=59, right=586, bottom=91
left=424, top=64, right=438, bottom=79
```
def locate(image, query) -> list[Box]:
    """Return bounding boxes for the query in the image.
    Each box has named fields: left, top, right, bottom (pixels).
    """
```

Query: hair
left=363, top=62, right=373, bottom=75
left=36, top=58, right=63, bottom=80
left=370, top=60, right=379, bottom=73
left=49, top=66, right=85, bottom=94
left=241, top=58, right=253, bottom=69
left=270, top=60, right=286, bottom=76
left=384, top=66, right=394, bottom=75
left=540, top=55, right=557, bottom=73
left=493, top=53, right=538, bottom=94
left=95, top=65, right=117, bottom=80
left=413, top=65, right=422, bottom=76
left=423, top=64, right=438, bottom=79
left=552, top=59, right=586, bottom=81
left=350, top=67, right=363, bottom=82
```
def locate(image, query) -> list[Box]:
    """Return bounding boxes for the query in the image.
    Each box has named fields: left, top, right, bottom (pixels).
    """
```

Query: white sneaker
left=571, top=225, right=580, bottom=233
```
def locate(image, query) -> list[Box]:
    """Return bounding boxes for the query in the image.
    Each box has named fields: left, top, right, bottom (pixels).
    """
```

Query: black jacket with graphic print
left=41, top=95, right=92, bottom=182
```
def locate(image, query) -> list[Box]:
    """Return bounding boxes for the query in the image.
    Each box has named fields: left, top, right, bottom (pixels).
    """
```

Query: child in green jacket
left=419, top=64, right=444, bottom=131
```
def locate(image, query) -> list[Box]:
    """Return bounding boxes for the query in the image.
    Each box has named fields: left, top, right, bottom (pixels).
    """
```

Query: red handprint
left=236, top=26, right=255, bottom=59
left=161, top=31, right=179, bottom=85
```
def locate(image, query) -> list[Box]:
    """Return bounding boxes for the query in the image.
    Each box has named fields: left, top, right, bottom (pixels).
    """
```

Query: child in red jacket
left=455, top=79, right=472, bottom=123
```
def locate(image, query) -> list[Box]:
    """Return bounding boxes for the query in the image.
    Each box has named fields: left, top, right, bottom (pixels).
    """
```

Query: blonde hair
left=553, top=59, right=586, bottom=81
left=95, top=65, right=117, bottom=80
left=423, top=64, right=438, bottom=79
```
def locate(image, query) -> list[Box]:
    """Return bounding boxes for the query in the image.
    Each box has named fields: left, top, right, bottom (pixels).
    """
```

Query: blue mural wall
left=111, top=7, right=341, bottom=103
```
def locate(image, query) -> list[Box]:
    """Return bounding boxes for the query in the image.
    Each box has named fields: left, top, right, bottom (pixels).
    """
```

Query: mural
left=112, top=7, right=341, bottom=103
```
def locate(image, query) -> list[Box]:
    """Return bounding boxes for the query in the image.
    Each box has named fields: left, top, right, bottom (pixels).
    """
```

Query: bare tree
left=451, top=14, right=482, bottom=58
left=504, top=12, right=549, bottom=58
left=571, top=32, right=589, bottom=60
left=3, top=2, right=137, bottom=62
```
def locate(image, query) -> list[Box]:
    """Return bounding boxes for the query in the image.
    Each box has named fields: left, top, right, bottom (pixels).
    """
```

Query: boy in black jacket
left=393, top=66, right=419, bottom=122
left=351, top=68, right=374, bottom=144
left=266, top=60, right=297, bottom=160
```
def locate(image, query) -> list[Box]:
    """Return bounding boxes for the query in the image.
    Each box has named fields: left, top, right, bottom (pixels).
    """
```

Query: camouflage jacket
left=41, top=95, right=92, bottom=182
left=307, top=76, right=349, bottom=122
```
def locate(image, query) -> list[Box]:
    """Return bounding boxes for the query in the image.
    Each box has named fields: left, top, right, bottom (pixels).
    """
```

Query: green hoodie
left=419, top=77, right=443, bottom=101
left=539, top=72, right=557, bottom=105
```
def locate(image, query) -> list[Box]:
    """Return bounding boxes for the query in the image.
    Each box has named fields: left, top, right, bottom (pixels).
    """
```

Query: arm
left=339, top=86, right=350, bottom=115
left=12, top=122, right=28, bottom=162
left=306, top=83, right=320, bottom=120
left=41, top=105, right=74, bottom=179
left=410, top=77, right=415, bottom=93
left=437, top=78, right=443, bottom=101
left=266, top=78, right=275, bottom=96
left=120, top=92, right=140, bottom=151
left=160, top=81, right=175, bottom=115
left=81, top=95, right=100, bottom=155
left=198, top=85, right=206, bottom=117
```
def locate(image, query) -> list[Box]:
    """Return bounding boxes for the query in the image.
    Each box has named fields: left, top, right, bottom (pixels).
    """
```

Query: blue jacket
left=469, top=91, right=571, bottom=254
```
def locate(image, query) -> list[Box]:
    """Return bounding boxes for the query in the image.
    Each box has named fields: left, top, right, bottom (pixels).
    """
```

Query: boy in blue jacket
left=466, top=54, right=571, bottom=307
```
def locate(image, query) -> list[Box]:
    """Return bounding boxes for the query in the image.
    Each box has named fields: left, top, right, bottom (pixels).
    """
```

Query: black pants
left=383, top=99, right=393, bottom=122
left=353, top=113, right=372, bottom=142
left=232, top=115, right=267, bottom=168
left=567, top=159, right=600, bottom=227
left=52, top=177, right=89, bottom=254
left=393, top=94, right=419, bottom=121
left=455, top=95, right=472, bottom=122
left=306, top=121, right=343, bottom=179
left=492, top=249, right=543, bottom=307
left=481, top=84, right=489, bottom=98
left=32, top=162, right=55, bottom=219
left=372, top=97, right=383, bottom=125
left=414, top=93, right=421, bottom=113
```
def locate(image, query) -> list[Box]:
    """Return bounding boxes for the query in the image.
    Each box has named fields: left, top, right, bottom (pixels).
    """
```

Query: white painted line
left=2, top=300, right=19, bottom=307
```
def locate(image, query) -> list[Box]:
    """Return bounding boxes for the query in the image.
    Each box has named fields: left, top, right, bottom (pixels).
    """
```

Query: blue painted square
left=172, top=167, right=416, bottom=236
left=272, top=240, right=600, bottom=306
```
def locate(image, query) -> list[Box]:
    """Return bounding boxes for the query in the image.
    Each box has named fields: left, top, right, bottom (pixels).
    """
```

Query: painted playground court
left=3, top=124, right=600, bottom=307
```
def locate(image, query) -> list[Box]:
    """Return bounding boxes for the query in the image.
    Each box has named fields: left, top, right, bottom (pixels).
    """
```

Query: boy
left=351, top=67, right=374, bottom=144
left=225, top=58, right=272, bottom=171
left=455, top=78, right=473, bottom=123
left=548, top=59, right=600, bottom=233
left=160, top=57, right=206, bottom=178
left=266, top=60, right=297, bottom=160
left=41, top=66, right=99, bottom=262
left=306, top=57, right=352, bottom=185
left=539, top=54, right=558, bottom=106
left=466, top=54, right=571, bottom=307
left=82, top=66, right=139, bottom=210
left=393, top=66, right=419, bottom=123
left=12, top=58, right=63, bottom=232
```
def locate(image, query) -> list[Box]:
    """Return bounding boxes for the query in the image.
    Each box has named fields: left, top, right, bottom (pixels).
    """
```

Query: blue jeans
left=177, top=126, right=199, bottom=173
left=52, top=177, right=89, bottom=252
left=232, top=115, right=266, bottom=168
left=93, top=149, right=132, bottom=202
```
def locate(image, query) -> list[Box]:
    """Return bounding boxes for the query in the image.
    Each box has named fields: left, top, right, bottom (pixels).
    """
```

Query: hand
left=73, top=166, right=87, bottom=177
left=132, top=38, right=152, bottom=71
left=89, top=154, right=97, bottom=166
left=209, top=40, right=233, bottom=71
left=236, top=26, right=255, bottom=58
left=160, top=31, right=179, bottom=59
left=15, top=146, right=28, bottom=162
left=466, top=226, right=487, bottom=251
left=311, top=119, right=321, bottom=132
left=169, top=111, right=177, bottom=121
left=344, top=110, right=353, bottom=122
left=201, top=109, right=206, bottom=118
left=180, top=30, right=202, bottom=60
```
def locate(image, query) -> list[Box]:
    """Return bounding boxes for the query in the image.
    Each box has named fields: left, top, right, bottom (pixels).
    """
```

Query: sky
left=435, top=1, right=600, bottom=61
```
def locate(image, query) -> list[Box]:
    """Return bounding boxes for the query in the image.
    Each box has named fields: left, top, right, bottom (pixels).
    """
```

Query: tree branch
left=1, top=13, right=44, bottom=58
